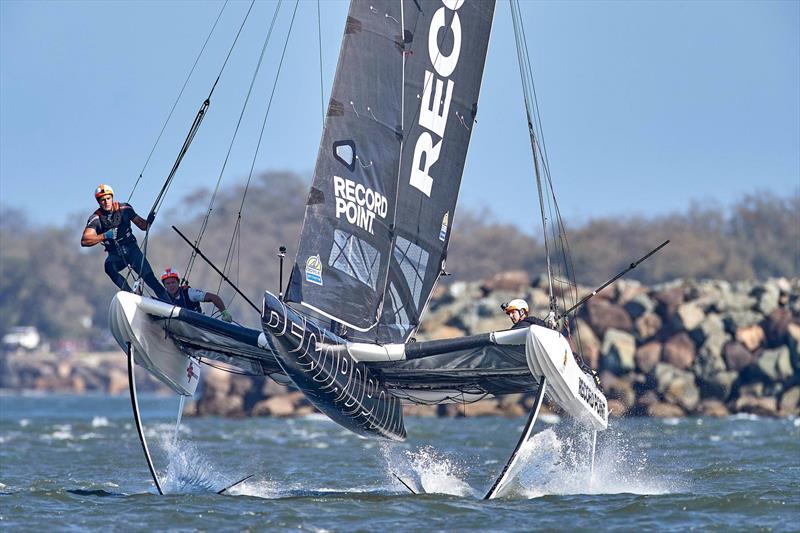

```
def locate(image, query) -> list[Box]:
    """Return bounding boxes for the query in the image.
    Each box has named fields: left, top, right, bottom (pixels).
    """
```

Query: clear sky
left=1, top=0, right=798, bottom=233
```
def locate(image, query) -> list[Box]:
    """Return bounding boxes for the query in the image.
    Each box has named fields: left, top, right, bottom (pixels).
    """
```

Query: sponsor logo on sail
left=333, top=175, right=388, bottom=234
left=305, top=255, right=323, bottom=285
left=186, top=360, right=196, bottom=382
left=439, top=212, right=449, bottom=241
left=409, top=0, right=465, bottom=197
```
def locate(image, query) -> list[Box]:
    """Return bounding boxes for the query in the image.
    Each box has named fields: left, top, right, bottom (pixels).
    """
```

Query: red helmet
left=161, top=267, right=180, bottom=282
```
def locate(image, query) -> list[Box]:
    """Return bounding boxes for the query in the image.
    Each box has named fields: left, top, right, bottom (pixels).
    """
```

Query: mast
left=511, top=0, right=557, bottom=320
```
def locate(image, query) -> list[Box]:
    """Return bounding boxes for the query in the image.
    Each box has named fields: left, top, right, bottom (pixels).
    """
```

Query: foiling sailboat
left=110, top=0, right=615, bottom=499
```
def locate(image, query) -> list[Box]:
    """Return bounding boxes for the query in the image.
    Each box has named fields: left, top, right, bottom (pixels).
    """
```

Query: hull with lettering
left=261, top=291, right=407, bottom=441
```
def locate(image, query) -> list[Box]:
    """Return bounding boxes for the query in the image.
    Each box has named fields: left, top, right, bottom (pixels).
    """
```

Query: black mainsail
left=265, top=0, right=497, bottom=440
left=285, top=0, right=495, bottom=338
left=376, top=0, right=495, bottom=343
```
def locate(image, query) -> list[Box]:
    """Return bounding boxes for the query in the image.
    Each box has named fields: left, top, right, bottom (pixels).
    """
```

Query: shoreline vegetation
left=2, top=276, right=797, bottom=419
left=2, top=174, right=797, bottom=418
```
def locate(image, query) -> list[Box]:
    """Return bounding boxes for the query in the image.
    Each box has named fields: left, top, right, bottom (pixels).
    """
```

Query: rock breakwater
left=3, top=276, right=797, bottom=419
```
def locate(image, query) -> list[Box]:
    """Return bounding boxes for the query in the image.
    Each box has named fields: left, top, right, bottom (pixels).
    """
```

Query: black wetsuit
left=85, top=203, right=168, bottom=301
left=511, top=315, right=548, bottom=329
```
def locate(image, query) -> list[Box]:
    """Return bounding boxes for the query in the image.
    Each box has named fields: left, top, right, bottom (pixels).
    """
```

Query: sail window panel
left=387, top=282, right=410, bottom=334
left=393, top=236, right=429, bottom=310
left=329, top=229, right=380, bottom=290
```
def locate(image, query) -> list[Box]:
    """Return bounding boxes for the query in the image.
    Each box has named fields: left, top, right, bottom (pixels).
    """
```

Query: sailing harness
left=93, top=202, right=137, bottom=251
left=165, top=286, right=203, bottom=313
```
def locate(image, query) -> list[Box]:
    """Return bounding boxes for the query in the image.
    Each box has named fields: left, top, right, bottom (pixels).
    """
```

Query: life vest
left=94, top=202, right=136, bottom=249
left=167, top=285, right=203, bottom=313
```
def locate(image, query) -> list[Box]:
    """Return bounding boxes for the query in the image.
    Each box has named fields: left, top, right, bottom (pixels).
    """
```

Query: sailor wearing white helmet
left=501, top=299, right=547, bottom=329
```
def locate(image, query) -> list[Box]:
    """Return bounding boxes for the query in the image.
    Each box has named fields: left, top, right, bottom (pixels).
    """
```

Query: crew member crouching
left=161, top=267, right=232, bottom=322
left=501, top=299, right=547, bottom=329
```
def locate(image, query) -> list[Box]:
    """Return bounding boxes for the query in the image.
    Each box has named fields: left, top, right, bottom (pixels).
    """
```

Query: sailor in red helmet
left=81, top=184, right=169, bottom=301
left=160, top=267, right=232, bottom=322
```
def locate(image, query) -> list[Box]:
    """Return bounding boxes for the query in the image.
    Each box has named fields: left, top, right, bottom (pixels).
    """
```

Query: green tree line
left=1, top=171, right=796, bottom=341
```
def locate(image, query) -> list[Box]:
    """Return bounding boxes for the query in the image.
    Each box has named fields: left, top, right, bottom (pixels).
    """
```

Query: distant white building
left=2, top=327, right=40, bottom=351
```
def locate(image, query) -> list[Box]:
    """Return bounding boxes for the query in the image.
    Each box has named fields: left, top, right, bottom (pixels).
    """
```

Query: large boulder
left=756, top=346, right=794, bottom=383
left=752, top=283, right=780, bottom=316
left=690, top=313, right=725, bottom=345
left=697, top=399, right=730, bottom=417
left=673, top=302, right=705, bottom=331
left=635, top=341, right=662, bottom=374
left=723, top=310, right=762, bottom=332
left=634, top=312, right=663, bottom=340
left=624, top=293, right=655, bottom=319
left=723, top=341, right=755, bottom=371
left=653, top=286, right=684, bottom=317
left=662, top=332, right=696, bottom=370
left=654, top=363, right=700, bottom=412
left=694, top=332, right=728, bottom=381
left=735, top=324, right=765, bottom=352
left=779, top=386, right=800, bottom=416
left=583, top=299, right=632, bottom=337
left=698, top=371, right=738, bottom=401
left=717, top=290, right=756, bottom=313
left=600, top=328, right=636, bottom=374
left=763, top=307, right=792, bottom=347
left=787, top=322, right=800, bottom=371
left=733, top=395, right=778, bottom=417
left=601, top=373, right=636, bottom=411
left=615, top=280, right=648, bottom=305
left=570, top=319, right=600, bottom=369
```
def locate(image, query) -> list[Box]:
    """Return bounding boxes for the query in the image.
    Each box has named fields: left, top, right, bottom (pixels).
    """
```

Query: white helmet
left=502, top=298, right=529, bottom=314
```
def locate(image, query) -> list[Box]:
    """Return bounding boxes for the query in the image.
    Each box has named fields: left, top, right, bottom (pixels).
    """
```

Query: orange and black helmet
left=94, top=184, right=114, bottom=200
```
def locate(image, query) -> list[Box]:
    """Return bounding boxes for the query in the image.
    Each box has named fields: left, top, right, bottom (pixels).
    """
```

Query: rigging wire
left=127, top=0, right=229, bottom=204
left=509, top=0, right=557, bottom=317
left=509, top=0, right=584, bottom=352
left=126, top=0, right=257, bottom=293
left=186, top=0, right=300, bottom=285
left=317, top=0, right=325, bottom=128
left=215, top=0, right=294, bottom=297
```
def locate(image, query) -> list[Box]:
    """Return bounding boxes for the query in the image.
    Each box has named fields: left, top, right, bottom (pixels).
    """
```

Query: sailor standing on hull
left=81, top=184, right=169, bottom=301
left=160, top=267, right=232, bottom=322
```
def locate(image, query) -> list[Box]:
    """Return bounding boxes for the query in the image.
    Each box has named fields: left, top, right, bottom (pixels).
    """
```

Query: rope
left=126, top=0, right=257, bottom=290
left=218, top=0, right=299, bottom=299
left=127, top=0, right=229, bottom=204
left=510, top=0, right=584, bottom=352
left=186, top=0, right=299, bottom=284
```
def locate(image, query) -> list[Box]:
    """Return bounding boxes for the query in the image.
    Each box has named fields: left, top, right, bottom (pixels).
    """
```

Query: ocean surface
left=1, top=393, right=798, bottom=532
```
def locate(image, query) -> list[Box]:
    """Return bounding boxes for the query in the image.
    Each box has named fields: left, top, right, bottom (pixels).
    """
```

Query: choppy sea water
left=1, top=393, right=798, bottom=532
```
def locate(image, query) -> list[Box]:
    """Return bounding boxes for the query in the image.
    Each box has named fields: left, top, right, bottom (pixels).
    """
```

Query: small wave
left=19, top=419, right=30, bottom=427
left=91, top=416, right=110, bottom=428
left=378, top=442, right=474, bottom=497
left=730, top=413, right=761, bottom=421
left=661, top=417, right=681, bottom=426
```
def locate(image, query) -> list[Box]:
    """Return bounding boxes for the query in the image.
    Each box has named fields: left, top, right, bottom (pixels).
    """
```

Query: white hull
left=109, top=291, right=200, bottom=396
left=524, top=325, right=608, bottom=430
